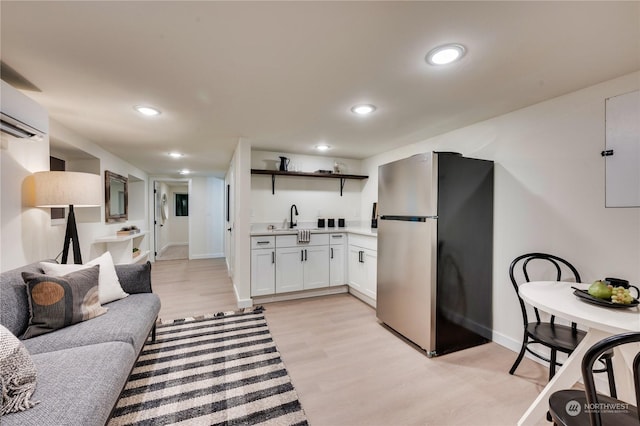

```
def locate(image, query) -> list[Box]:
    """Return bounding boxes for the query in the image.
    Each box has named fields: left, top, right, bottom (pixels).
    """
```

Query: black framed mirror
left=105, top=170, right=128, bottom=222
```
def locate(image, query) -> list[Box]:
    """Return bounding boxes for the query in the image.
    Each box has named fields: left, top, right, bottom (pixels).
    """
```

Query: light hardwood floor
left=151, top=258, right=549, bottom=426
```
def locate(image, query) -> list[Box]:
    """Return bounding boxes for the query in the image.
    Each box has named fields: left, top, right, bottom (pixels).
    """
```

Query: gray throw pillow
left=0, top=324, right=39, bottom=415
left=21, top=265, right=108, bottom=339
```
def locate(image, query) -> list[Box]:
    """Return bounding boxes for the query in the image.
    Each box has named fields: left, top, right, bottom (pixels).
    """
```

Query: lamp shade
left=33, top=171, right=102, bottom=207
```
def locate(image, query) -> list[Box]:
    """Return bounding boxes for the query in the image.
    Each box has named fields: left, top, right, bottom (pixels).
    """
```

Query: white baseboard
left=233, top=284, right=253, bottom=308
left=348, top=287, right=376, bottom=308
left=158, top=242, right=188, bottom=256
left=190, top=252, right=225, bottom=259
left=253, top=286, right=349, bottom=304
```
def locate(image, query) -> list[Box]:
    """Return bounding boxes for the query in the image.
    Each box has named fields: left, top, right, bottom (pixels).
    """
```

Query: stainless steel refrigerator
left=377, top=152, right=493, bottom=356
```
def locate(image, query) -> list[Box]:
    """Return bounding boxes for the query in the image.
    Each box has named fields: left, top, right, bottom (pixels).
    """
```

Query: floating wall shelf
left=250, top=169, right=369, bottom=196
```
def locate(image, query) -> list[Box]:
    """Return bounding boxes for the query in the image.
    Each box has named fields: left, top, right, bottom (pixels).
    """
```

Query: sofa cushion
left=21, top=266, right=108, bottom=339
left=40, top=251, right=129, bottom=304
left=0, top=262, right=46, bottom=337
left=0, top=325, right=38, bottom=415
left=116, top=261, right=153, bottom=294
left=0, top=342, right=136, bottom=426
left=22, top=293, right=160, bottom=356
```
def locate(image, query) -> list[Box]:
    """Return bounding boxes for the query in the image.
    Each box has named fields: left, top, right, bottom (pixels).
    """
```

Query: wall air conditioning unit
left=0, top=79, right=48, bottom=140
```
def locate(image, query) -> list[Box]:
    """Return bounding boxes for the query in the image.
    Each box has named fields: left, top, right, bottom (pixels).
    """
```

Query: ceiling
left=1, top=1, right=638, bottom=177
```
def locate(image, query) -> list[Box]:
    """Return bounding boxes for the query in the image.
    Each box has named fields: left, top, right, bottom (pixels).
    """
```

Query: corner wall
left=1, top=118, right=149, bottom=271
left=230, top=139, right=252, bottom=307
left=361, top=71, right=640, bottom=352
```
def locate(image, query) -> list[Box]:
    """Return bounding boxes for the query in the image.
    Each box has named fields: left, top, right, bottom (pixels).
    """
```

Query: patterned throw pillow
left=0, top=324, right=38, bottom=415
left=21, top=265, right=108, bottom=339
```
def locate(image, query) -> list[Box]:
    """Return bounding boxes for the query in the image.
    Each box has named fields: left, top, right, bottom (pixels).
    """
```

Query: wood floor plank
left=151, top=258, right=548, bottom=425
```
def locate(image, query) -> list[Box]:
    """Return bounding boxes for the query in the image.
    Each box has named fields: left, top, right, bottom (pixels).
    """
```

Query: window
left=175, top=193, right=188, bottom=216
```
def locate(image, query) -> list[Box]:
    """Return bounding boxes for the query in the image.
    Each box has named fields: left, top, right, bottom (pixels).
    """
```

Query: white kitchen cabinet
left=275, top=234, right=330, bottom=293
left=275, top=246, right=305, bottom=293
left=303, top=245, right=330, bottom=289
left=251, top=249, right=275, bottom=296
left=251, top=236, right=276, bottom=296
left=329, top=233, right=347, bottom=286
left=347, top=234, right=377, bottom=300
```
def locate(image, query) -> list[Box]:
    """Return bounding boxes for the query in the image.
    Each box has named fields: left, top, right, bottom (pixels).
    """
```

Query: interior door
left=225, top=167, right=235, bottom=277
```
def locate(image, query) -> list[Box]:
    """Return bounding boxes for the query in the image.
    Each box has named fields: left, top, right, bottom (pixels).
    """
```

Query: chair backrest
left=509, top=253, right=582, bottom=327
left=581, top=332, right=640, bottom=426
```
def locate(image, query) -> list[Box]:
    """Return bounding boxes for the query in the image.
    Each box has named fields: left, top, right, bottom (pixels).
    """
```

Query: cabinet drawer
left=348, top=234, right=377, bottom=251
left=329, top=233, right=347, bottom=246
left=276, top=233, right=330, bottom=247
left=251, top=236, right=275, bottom=249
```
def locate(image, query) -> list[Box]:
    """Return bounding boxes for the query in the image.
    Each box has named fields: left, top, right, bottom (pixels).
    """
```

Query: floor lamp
left=33, top=171, right=102, bottom=264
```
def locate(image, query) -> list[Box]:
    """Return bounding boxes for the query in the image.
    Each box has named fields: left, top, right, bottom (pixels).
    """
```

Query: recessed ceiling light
left=426, top=44, right=466, bottom=65
left=168, top=152, right=183, bottom=158
left=134, top=105, right=161, bottom=116
left=351, top=104, right=376, bottom=115
left=315, top=144, right=330, bottom=151
left=179, top=169, right=190, bottom=175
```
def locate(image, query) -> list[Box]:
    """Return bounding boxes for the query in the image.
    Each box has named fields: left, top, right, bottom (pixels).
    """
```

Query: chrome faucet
left=290, top=204, right=299, bottom=229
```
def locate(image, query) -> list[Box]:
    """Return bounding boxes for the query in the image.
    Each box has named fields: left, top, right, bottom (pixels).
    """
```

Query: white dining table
left=517, top=281, right=640, bottom=426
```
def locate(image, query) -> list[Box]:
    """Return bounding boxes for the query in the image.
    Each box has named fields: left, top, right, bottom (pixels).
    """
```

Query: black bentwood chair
left=548, top=332, right=640, bottom=426
left=509, top=253, right=616, bottom=397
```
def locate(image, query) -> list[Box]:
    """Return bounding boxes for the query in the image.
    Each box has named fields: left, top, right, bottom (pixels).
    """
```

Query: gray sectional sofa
left=0, top=260, right=161, bottom=426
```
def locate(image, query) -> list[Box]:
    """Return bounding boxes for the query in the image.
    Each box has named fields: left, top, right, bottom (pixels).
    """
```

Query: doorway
left=154, top=179, right=190, bottom=261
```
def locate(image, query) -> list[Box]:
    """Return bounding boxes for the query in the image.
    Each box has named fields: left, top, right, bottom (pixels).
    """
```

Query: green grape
left=610, top=286, right=634, bottom=304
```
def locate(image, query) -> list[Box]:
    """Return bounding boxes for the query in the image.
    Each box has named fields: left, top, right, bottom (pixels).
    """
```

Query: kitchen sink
left=266, top=227, right=320, bottom=233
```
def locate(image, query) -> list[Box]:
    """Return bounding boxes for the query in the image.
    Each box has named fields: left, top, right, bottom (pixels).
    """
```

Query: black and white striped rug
left=109, top=307, right=308, bottom=426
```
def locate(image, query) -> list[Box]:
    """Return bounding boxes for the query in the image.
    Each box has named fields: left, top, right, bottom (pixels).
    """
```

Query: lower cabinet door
left=329, top=244, right=346, bottom=286
left=362, top=249, right=377, bottom=299
left=347, top=246, right=366, bottom=292
left=303, top=245, right=330, bottom=289
left=251, top=249, right=275, bottom=296
left=276, top=247, right=304, bottom=293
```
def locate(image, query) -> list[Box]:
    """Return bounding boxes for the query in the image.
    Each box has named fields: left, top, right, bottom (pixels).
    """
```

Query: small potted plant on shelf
left=132, top=247, right=140, bottom=257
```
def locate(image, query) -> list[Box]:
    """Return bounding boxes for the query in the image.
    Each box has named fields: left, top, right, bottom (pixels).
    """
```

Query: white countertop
left=250, top=227, right=377, bottom=237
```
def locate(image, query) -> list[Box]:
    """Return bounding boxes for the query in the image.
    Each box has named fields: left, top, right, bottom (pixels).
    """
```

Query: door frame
left=151, top=178, right=191, bottom=261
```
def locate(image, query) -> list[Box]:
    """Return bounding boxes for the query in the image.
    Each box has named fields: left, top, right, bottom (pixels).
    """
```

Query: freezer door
left=376, top=217, right=437, bottom=353
left=378, top=153, right=437, bottom=217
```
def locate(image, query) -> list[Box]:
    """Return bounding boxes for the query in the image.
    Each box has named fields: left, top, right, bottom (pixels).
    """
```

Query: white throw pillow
left=40, top=251, right=129, bottom=304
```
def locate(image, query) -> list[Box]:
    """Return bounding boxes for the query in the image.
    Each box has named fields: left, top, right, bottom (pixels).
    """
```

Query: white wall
left=189, top=177, right=225, bottom=259
left=0, top=117, right=149, bottom=271
left=49, top=121, right=149, bottom=262
left=251, top=150, right=364, bottom=227
left=167, top=184, right=189, bottom=246
left=149, top=177, right=224, bottom=260
left=230, top=139, right=252, bottom=307
left=0, top=134, right=52, bottom=271
left=360, top=71, right=640, bottom=352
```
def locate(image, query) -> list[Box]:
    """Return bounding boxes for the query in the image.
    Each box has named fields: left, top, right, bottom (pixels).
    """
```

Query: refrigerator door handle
left=380, top=215, right=436, bottom=221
